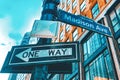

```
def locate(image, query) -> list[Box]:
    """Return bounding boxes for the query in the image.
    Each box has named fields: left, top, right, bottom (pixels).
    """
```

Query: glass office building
left=53, top=0, right=120, bottom=80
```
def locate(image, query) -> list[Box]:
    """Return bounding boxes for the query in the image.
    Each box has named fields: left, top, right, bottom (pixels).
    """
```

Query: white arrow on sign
left=15, top=48, right=72, bottom=62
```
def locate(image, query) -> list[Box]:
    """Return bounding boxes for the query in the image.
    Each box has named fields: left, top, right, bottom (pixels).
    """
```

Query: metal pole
left=30, top=0, right=60, bottom=80
left=30, top=38, right=51, bottom=80
left=33, top=65, right=48, bottom=80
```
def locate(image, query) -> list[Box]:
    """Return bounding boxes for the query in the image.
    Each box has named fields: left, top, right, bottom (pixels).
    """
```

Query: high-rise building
left=8, top=32, right=32, bottom=80
left=52, top=0, right=120, bottom=80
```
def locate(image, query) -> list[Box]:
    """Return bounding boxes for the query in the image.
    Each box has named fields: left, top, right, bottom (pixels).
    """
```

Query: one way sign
left=15, top=48, right=72, bottom=62
left=9, top=42, right=79, bottom=66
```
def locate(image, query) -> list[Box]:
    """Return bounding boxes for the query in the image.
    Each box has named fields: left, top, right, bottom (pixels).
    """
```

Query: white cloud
left=0, top=16, right=15, bottom=44
left=0, top=43, right=14, bottom=80
left=0, top=44, right=12, bottom=69
left=0, top=16, right=16, bottom=80
left=0, top=73, right=9, bottom=80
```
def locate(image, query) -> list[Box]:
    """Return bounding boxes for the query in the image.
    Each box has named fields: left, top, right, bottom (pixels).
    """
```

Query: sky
left=0, top=0, right=43, bottom=80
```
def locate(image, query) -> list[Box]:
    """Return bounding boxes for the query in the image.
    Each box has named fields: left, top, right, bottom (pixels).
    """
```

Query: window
left=85, top=50, right=117, bottom=80
left=118, top=37, right=120, bottom=50
left=72, top=63, right=78, bottom=71
left=60, top=31, right=64, bottom=40
left=66, top=24, right=71, bottom=32
left=116, top=4, right=120, bottom=19
left=110, top=11, right=120, bottom=33
left=83, top=33, right=106, bottom=61
left=67, top=0, right=71, bottom=6
left=92, top=3, right=100, bottom=18
left=80, top=0, right=86, bottom=11
left=85, top=67, right=90, bottom=80
left=72, top=0, right=77, bottom=9
left=73, top=29, right=78, bottom=41
left=109, top=4, right=120, bottom=33
left=109, top=4, right=120, bottom=50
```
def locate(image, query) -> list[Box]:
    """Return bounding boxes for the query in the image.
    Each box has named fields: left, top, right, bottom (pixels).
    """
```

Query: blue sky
left=0, top=0, right=43, bottom=80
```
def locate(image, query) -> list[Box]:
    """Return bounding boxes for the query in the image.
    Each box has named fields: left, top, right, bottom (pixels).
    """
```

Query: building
left=8, top=32, right=32, bottom=80
left=51, top=0, right=120, bottom=80
left=8, top=0, right=120, bottom=80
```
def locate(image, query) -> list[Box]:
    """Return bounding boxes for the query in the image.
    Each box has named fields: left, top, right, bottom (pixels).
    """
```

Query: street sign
left=9, top=42, right=79, bottom=66
left=1, top=52, right=72, bottom=73
left=57, top=9, right=112, bottom=37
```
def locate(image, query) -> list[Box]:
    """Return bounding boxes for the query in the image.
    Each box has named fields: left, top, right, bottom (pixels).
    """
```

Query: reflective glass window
left=92, top=3, right=100, bottom=18
left=110, top=4, right=120, bottom=33
left=85, top=50, right=117, bottom=80
left=66, top=24, right=71, bottom=32
left=116, top=4, right=120, bottom=19
left=83, top=33, right=106, bottom=61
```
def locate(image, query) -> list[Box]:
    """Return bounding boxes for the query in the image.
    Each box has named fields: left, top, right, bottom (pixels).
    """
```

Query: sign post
left=31, top=0, right=60, bottom=80
left=31, top=38, right=51, bottom=80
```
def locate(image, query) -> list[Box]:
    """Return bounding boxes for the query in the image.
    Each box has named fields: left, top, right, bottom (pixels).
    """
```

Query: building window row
left=85, top=49, right=117, bottom=80
left=108, top=3, right=120, bottom=51
left=109, top=3, right=120, bottom=33
left=83, top=33, right=106, bottom=61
